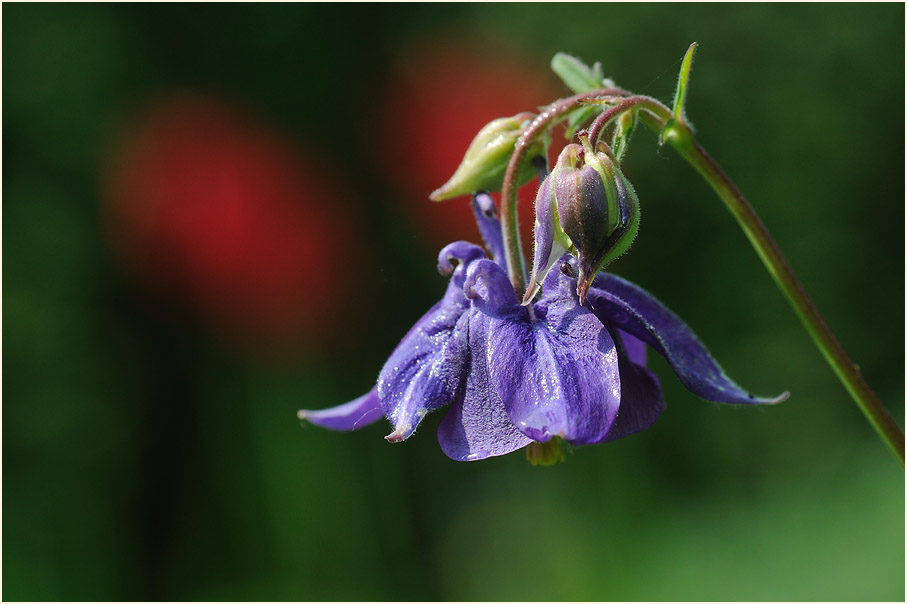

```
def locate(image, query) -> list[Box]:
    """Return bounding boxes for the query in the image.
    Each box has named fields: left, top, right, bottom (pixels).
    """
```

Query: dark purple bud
left=525, top=139, right=639, bottom=306
left=554, top=161, right=612, bottom=304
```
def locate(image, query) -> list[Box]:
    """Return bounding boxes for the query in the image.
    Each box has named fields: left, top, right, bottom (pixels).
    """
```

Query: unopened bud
left=524, top=136, right=640, bottom=305
left=430, top=113, right=548, bottom=201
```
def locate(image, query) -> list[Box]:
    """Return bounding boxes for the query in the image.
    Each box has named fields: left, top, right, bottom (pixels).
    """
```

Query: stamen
left=525, top=437, right=566, bottom=466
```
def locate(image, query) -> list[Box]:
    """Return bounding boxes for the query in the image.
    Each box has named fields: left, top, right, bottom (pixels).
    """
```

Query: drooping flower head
left=299, top=193, right=785, bottom=462
left=299, top=52, right=789, bottom=463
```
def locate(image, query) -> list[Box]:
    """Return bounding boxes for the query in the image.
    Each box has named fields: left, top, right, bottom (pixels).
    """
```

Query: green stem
left=586, top=95, right=667, bottom=147
left=662, top=120, right=905, bottom=465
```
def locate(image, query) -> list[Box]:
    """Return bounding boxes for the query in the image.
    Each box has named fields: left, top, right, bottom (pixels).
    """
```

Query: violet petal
left=587, top=273, right=787, bottom=405
left=472, top=193, right=506, bottom=266
left=617, top=328, right=648, bottom=368
left=298, top=386, right=385, bottom=431
left=463, top=259, right=527, bottom=320
left=378, top=288, right=470, bottom=442
left=470, top=261, right=622, bottom=445
left=603, top=341, right=665, bottom=442
left=438, top=312, right=534, bottom=461
left=379, top=242, right=487, bottom=441
left=437, top=241, right=487, bottom=287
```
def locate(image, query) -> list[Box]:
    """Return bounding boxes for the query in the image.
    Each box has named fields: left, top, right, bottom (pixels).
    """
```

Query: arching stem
left=585, top=95, right=672, bottom=146
left=662, top=120, right=905, bottom=464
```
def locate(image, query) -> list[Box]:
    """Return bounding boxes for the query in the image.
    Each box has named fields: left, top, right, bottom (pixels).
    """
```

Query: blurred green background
left=4, top=3, right=904, bottom=601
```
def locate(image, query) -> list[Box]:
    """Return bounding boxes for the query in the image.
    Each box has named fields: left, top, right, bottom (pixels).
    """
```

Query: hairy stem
left=586, top=95, right=671, bottom=146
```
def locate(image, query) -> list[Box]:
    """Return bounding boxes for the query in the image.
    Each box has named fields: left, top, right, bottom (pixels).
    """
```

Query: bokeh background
left=4, top=3, right=904, bottom=601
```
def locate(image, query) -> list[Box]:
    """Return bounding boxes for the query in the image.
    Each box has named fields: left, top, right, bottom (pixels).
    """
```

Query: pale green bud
left=430, top=113, right=548, bottom=201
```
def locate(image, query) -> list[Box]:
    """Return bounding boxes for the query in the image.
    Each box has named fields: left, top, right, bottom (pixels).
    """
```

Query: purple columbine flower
left=298, top=193, right=786, bottom=462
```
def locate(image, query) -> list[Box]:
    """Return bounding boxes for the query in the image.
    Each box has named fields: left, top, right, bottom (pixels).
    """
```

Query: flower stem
left=586, top=95, right=669, bottom=147
left=500, top=88, right=630, bottom=295
left=661, top=119, right=905, bottom=465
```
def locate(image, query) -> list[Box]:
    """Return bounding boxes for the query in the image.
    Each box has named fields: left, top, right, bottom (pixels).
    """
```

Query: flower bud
left=524, top=136, right=640, bottom=305
left=430, top=113, right=548, bottom=201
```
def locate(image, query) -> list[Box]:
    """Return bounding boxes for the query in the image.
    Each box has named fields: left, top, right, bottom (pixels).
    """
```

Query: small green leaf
left=551, top=52, right=602, bottom=94
left=671, top=42, right=697, bottom=125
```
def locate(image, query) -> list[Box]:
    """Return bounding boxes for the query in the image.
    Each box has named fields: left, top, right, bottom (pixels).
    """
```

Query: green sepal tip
left=671, top=42, right=697, bottom=126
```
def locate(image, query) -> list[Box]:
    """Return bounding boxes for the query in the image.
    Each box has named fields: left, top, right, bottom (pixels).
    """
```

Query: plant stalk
left=664, top=121, right=905, bottom=464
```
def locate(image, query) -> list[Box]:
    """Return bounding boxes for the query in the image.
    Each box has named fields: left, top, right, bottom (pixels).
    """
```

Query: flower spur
left=298, top=194, right=786, bottom=462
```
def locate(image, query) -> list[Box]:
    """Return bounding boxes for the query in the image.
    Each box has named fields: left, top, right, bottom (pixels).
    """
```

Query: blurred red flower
left=378, top=36, right=563, bottom=251
left=103, top=93, right=358, bottom=354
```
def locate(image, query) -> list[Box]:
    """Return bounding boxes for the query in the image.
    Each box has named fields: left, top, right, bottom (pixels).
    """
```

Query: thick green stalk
left=663, top=122, right=905, bottom=464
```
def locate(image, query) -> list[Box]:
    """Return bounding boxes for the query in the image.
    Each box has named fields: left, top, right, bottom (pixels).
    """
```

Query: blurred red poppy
left=378, top=36, right=563, bottom=251
left=103, top=93, right=358, bottom=355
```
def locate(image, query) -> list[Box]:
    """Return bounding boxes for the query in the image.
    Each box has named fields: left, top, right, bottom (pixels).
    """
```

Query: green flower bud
left=430, top=113, right=549, bottom=201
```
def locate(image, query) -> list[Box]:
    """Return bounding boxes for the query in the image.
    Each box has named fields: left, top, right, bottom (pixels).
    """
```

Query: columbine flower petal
left=378, top=242, right=486, bottom=441
left=586, top=273, right=788, bottom=405
left=297, top=387, right=384, bottom=431
left=465, top=259, right=621, bottom=445
left=437, top=318, right=533, bottom=462
left=616, top=328, right=648, bottom=368
left=603, top=338, right=664, bottom=443
left=436, top=241, right=488, bottom=281
left=472, top=193, right=506, bottom=266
